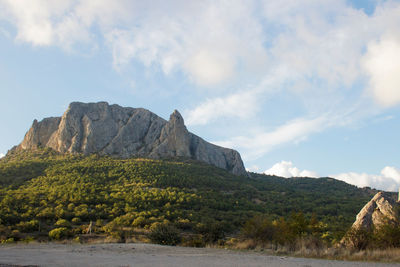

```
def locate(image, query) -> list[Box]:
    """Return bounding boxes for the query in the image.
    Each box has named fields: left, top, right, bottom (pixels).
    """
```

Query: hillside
left=0, top=149, right=376, bottom=243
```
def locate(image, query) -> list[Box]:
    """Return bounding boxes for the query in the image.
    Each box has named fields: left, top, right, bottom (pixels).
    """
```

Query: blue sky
left=1, top=0, right=400, bottom=191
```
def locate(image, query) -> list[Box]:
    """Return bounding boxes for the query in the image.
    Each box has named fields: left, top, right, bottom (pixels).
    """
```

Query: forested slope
left=0, top=149, right=376, bottom=243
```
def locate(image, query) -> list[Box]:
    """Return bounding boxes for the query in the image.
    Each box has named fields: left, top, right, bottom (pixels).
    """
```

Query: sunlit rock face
left=18, top=101, right=247, bottom=176
left=352, top=191, right=399, bottom=229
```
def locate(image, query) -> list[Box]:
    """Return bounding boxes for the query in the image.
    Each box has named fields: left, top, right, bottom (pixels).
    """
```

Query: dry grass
left=231, top=239, right=258, bottom=250
left=325, top=248, right=400, bottom=263
left=226, top=238, right=400, bottom=263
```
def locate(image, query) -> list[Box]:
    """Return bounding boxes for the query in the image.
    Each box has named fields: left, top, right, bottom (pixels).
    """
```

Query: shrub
left=182, top=234, right=205, bottom=247
left=55, top=219, right=71, bottom=228
left=342, top=227, right=373, bottom=250
left=242, top=216, right=275, bottom=243
left=49, top=227, right=70, bottom=240
left=71, top=217, right=81, bottom=225
left=10, top=230, right=21, bottom=240
left=374, top=223, right=400, bottom=248
left=17, top=220, right=40, bottom=232
left=132, top=216, right=148, bottom=228
left=195, top=221, right=226, bottom=243
left=149, top=223, right=181, bottom=246
left=103, top=221, right=123, bottom=239
left=2, top=238, right=15, bottom=244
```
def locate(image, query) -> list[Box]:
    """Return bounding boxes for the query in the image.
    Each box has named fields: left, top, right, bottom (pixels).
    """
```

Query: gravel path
left=0, top=243, right=398, bottom=267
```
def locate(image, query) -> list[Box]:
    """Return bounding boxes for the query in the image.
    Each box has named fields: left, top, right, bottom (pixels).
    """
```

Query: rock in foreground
left=351, top=191, right=398, bottom=229
left=17, top=102, right=247, bottom=176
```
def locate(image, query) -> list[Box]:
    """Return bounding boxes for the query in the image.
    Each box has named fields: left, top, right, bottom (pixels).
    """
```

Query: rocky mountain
left=16, top=101, right=247, bottom=176
left=351, top=191, right=399, bottom=229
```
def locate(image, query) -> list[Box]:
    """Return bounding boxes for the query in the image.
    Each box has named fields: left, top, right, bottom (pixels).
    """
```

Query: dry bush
left=232, top=239, right=258, bottom=250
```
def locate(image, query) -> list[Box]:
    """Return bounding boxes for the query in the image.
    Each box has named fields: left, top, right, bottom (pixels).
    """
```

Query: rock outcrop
left=17, top=101, right=247, bottom=176
left=351, top=192, right=399, bottom=229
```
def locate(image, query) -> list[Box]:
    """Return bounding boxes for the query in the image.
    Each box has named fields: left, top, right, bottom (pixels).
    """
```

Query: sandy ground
left=0, top=243, right=398, bottom=267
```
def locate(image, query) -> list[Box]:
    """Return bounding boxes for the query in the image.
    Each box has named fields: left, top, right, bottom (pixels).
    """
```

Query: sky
left=1, top=0, right=400, bottom=191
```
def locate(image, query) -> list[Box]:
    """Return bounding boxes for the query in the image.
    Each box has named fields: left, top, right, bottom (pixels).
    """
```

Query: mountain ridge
left=15, top=101, right=247, bottom=176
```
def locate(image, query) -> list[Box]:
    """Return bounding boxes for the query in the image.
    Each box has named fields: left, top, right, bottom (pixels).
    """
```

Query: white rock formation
left=18, top=102, right=247, bottom=176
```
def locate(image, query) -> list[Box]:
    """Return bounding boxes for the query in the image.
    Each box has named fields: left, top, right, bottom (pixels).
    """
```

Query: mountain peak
left=17, top=101, right=247, bottom=176
left=169, top=109, right=184, bottom=124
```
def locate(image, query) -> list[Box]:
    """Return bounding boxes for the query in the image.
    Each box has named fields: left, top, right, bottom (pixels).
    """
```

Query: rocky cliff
left=351, top=191, right=399, bottom=229
left=17, top=102, right=247, bottom=176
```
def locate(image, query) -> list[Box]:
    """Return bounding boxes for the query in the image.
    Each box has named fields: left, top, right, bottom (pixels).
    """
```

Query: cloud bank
left=264, top=161, right=318, bottom=178
left=264, top=161, right=400, bottom=191
left=332, top=166, right=400, bottom=192
left=0, top=0, right=267, bottom=87
left=0, top=153, right=4, bottom=158
left=2, top=1, right=400, bottom=97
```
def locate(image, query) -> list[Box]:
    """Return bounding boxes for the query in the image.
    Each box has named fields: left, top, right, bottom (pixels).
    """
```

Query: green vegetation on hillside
left=0, top=148, right=374, bottom=244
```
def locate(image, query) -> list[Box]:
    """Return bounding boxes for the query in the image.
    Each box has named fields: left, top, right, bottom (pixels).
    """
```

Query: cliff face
left=18, top=102, right=247, bottom=176
left=351, top=191, right=398, bottom=229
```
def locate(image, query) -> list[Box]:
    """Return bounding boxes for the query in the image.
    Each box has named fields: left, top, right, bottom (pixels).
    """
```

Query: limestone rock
left=20, top=117, right=61, bottom=150
left=17, top=101, right=247, bottom=176
left=352, top=191, right=399, bottom=229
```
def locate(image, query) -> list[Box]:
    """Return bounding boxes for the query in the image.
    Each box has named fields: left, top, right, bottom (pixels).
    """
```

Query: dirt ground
left=0, top=243, right=398, bottom=267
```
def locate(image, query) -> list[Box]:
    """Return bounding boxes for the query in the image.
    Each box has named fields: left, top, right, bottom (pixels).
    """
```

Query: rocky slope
left=16, top=102, right=247, bottom=176
left=351, top=191, right=399, bottom=229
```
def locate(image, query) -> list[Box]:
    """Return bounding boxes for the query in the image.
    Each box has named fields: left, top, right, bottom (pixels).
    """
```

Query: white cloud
left=104, top=0, right=268, bottom=86
left=262, top=162, right=400, bottom=191
left=2, top=0, right=78, bottom=46
left=182, top=0, right=400, bottom=135
left=215, top=115, right=328, bottom=161
left=1, top=0, right=268, bottom=86
left=0, top=153, right=4, bottom=158
left=186, top=90, right=259, bottom=125
left=2, top=0, right=400, bottom=96
left=184, top=49, right=235, bottom=86
left=185, top=67, right=292, bottom=125
left=362, top=36, right=400, bottom=107
left=0, top=0, right=130, bottom=49
left=258, top=0, right=400, bottom=115
left=332, top=166, right=400, bottom=192
left=264, top=161, right=318, bottom=178
left=246, top=165, right=260, bottom=173
left=263, top=0, right=368, bottom=88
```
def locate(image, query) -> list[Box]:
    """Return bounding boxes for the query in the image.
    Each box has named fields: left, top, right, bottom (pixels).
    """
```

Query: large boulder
left=17, top=101, right=247, bottom=176
left=351, top=191, right=398, bottom=229
left=341, top=191, right=399, bottom=248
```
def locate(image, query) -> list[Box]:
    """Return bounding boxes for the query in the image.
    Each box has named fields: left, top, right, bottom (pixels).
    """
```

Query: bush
left=55, top=219, right=71, bottom=228
left=71, top=217, right=81, bottom=225
left=242, top=216, right=275, bottom=243
left=103, top=221, right=124, bottom=241
left=374, top=223, right=400, bottom=248
left=182, top=234, right=205, bottom=247
left=241, top=213, right=329, bottom=249
left=132, top=216, right=148, bottom=228
left=10, top=230, right=22, bottom=241
left=149, top=223, right=181, bottom=246
left=49, top=227, right=70, bottom=240
left=342, top=227, right=373, bottom=250
left=2, top=238, right=15, bottom=244
left=195, top=221, right=226, bottom=243
left=17, top=220, right=40, bottom=232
